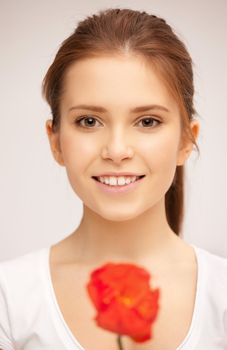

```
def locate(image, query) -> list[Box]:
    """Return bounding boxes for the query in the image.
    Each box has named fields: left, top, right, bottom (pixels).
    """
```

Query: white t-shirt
left=0, top=244, right=227, bottom=350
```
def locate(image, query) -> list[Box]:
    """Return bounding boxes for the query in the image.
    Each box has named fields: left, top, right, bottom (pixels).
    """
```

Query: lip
left=92, top=176, right=145, bottom=194
left=92, top=172, right=145, bottom=177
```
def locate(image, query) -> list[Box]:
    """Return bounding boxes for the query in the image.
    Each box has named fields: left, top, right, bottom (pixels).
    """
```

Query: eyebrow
left=68, top=104, right=170, bottom=113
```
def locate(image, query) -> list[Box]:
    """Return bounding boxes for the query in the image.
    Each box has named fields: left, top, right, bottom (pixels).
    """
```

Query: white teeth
left=98, top=176, right=138, bottom=186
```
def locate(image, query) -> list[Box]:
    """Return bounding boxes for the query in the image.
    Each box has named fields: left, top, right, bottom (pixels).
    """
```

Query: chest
left=49, top=262, right=197, bottom=350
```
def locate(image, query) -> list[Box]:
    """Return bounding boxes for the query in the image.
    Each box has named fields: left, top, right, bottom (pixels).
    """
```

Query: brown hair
left=42, top=7, right=200, bottom=236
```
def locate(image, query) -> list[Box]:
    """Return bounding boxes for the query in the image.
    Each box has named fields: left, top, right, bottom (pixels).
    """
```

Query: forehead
left=61, top=55, right=179, bottom=115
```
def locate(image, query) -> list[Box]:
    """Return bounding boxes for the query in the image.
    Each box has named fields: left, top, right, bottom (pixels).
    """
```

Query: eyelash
left=74, top=115, right=161, bottom=129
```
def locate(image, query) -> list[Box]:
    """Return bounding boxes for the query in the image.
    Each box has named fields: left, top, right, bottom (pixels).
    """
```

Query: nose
left=101, top=129, right=134, bottom=164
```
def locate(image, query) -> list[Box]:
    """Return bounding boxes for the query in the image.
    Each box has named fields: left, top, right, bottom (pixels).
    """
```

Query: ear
left=45, top=119, right=65, bottom=166
left=177, top=119, right=200, bottom=166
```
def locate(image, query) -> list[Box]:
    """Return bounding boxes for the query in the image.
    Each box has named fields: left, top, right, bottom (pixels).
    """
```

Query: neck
left=69, top=197, right=181, bottom=266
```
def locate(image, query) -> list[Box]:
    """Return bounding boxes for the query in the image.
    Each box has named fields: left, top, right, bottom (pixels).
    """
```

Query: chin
left=91, top=205, right=147, bottom=223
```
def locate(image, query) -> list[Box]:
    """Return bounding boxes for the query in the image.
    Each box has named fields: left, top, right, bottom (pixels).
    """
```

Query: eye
left=74, top=115, right=102, bottom=128
left=136, top=117, right=161, bottom=128
left=74, top=115, right=161, bottom=129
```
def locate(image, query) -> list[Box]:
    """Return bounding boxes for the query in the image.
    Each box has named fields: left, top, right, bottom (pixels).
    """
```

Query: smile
left=92, top=175, right=145, bottom=194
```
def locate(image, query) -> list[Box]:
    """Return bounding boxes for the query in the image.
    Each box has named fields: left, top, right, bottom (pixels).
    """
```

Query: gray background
left=0, top=0, right=227, bottom=260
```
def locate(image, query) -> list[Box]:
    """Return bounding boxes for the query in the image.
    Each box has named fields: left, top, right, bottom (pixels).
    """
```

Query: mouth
left=92, top=175, right=146, bottom=195
left=91, top=174, right=146, bottom=194
left=92, top=175, right=145, bottom=183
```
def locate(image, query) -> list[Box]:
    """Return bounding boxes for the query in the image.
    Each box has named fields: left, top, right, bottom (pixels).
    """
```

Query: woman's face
left=46, top=55, right=198, bottom=221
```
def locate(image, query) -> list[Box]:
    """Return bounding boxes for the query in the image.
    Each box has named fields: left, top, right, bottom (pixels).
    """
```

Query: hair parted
left=42, top=7, right=200, bottom=236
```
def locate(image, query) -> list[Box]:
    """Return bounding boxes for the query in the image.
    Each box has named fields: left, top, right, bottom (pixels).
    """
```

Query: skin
left=45, top=55, right=199, bottom=268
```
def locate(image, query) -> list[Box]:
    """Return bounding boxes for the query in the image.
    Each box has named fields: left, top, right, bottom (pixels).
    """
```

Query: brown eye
left=74, top=115, right=161, bottom=129
left=75, top=116, right=102, bottom=128
left=137, top=117, right=161, bottom=128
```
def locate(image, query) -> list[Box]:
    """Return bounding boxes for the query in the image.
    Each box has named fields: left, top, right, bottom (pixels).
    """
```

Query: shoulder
left=196, top=245, right=227, bottom=272
left=194, top=246, right=227, bottom=336
left=0, top=247, right=49, bottom=302
left=0, top=247, right=49, bottom=281
left=0, top=247, right=50, bottom=348
left=195, top=245, right=227, bottom=300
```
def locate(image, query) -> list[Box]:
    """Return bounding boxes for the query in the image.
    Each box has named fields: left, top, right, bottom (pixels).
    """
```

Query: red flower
left=86, top=262, right=160, bottom=344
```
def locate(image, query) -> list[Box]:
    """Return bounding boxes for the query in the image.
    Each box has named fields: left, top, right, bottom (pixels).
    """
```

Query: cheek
left=59, top=131, right=93, bottom=198
left=139, top=131, right=180, bottom=196
left=137, top=133, right=180, bottom=206
left=60, top=130, right=96, bottom=171
left=139, top=130, right=180, bottom=166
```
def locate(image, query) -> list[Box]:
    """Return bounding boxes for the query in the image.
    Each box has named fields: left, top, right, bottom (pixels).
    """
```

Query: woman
left=0, top=8, right=227, bottom=350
